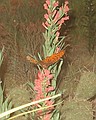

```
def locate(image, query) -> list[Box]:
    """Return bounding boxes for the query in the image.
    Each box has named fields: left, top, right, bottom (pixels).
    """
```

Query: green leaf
left=27, top=82, right=34, bottom=90
left=37, top=52, right=42, bottom=60
left=50, top=34, right=56, bottom=44
left=56, top=60, right=63, bottom=78
left=0, top=84, right=3, bottom=107
left=52, top=111, right=60, bottom=120
left=0, top=81, right=12, bottom=119
left=48, top=47, right=55, bottom=56
left=43, top=45, right=46, bottom=57
left=43, top=30, right=48, bottom=41
left=4, top=98, right=9, bottom=112
left=56, top=36, right=65, bottom=47
left=8, top=101, right=12, bottom=110
left=0, top=46, right=4, bottom=67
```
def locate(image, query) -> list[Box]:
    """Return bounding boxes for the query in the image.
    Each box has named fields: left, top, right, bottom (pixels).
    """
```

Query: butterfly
left=26, top=50, right=65, bottom=68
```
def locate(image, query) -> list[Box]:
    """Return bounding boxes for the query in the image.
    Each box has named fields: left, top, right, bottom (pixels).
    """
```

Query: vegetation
left=0, top=0, right=96, bottom=120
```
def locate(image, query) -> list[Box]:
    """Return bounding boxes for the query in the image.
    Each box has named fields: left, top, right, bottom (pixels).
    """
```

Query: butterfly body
left=27, top=50, right=65, bottom=68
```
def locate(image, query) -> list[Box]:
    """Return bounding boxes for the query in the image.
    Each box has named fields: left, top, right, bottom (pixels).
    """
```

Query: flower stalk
left=32, top=0, right=69, bottom=119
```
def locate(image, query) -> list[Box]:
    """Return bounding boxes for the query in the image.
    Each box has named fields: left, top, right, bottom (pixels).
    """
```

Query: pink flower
left=44, top=3, right=48, bottom=10
left=53, top=11, right=60, bottom=22
left=47, top=9, right=51, bottom=14
left=34, top=71, right=44, bottom=100
left=44, top=13, right=49, bottom=20
left=43, top=113, right=51, bottom=120
left=42, top=22, right=48, bottom=29
left=64, top=16, right=69, bottom=20
left=64, top=6, right=69, bottom=13
left=55, top=31, right=60, bottom=41
left=65, top=1, right=69, bottom=5
left=44, top=69, right=50, bottom=76
left=64, top=1, right=69, bottom=13
left=45, top=21, right=50, bottom=27
left=59, top=6, right=63, bottom=11
left=56, top=31, right=60, bottom=37
left=37, top=71, right=44, bottom=80
left=46, top=0, right=50, bottom=5
left=46, top=79, right=50, bottom=85
left=46, top=86, right=54, bottom=93
left=55, top=47, right=61, bottom=53
left=45, top=100, right=54, bottom=107
left=57, top=17, right=65, bottom=25
left=44, top=69, right=53, bottom=79
left=45, top=99, right=54, bottom=111
left=34, top=69, right=53, bottom=100
left=53, top=1, right=59, bottom=7
left=58, top=25, right=61, bottom=31
left=52, top=10, right=57, bottom=17
left=57, top=16, right=69, bottom=26
left=34, top=78, right=43, bottom=99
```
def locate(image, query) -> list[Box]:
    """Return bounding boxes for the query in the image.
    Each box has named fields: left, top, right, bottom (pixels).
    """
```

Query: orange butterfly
left=26, top=50, right=65, bottom=68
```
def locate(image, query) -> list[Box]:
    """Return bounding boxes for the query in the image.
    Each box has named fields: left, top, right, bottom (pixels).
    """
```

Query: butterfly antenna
left=28, top=53, right=35, bottom=58
left=63, top=44, right=70, bottom=50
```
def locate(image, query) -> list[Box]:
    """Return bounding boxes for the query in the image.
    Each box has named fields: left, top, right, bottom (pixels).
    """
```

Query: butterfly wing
left=26, top=56, right=38, bottom=64
left=39, top=50, right=65, bottom=67
left=27, top=50, right=65, bottom=68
